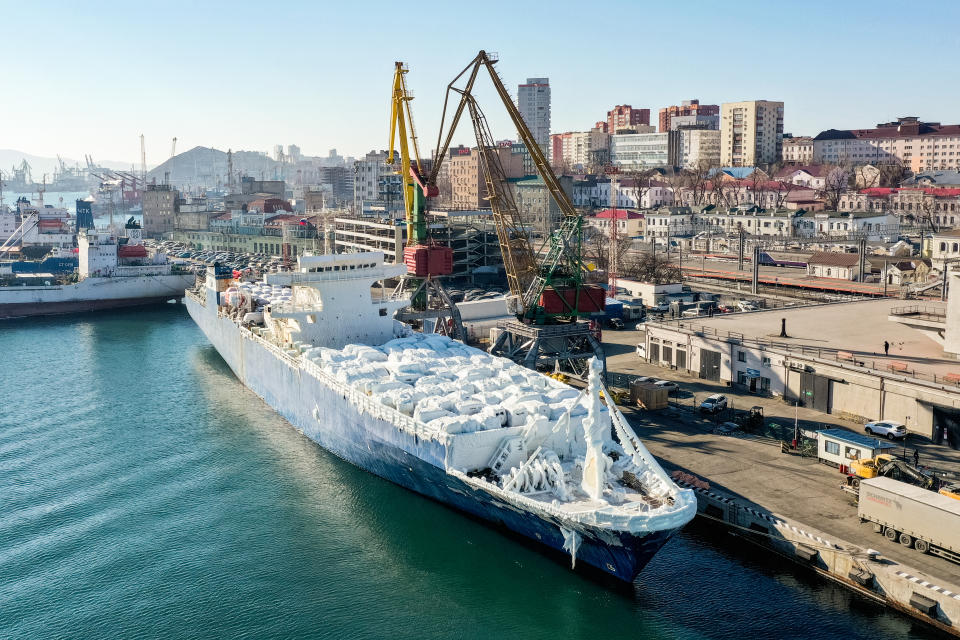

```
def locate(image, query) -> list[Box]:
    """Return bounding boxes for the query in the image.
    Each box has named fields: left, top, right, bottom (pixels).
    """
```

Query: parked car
left=631, top=375, right=653, bottom=383
left=681, top=308, right=701, bottom=318
left=864, top=420, right=907, bottom=440
left=606, top=317, right=625, bottom=330
left=635, top=343, right=646, bottom=358
left=700, top=394, right=728, bottom=413
left=737, top=301, right=759, bottom=312
left=653, top=380, right=679, bottom=394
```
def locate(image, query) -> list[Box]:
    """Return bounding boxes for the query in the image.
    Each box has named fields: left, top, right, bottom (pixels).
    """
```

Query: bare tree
left=582, top=225, right=633, bottom=278
left=819, top=164, right=850, bottom=210
left=620, top=251, right=682, bottom=284
left=623, top=168, right=657, bottom=209
left=878, top=159, right=908, bottom=188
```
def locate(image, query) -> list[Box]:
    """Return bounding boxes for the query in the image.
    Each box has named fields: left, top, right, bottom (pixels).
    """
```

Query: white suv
left=864, top=420, right=906, bottom=440
left=700, top=394, right=728, bottom=413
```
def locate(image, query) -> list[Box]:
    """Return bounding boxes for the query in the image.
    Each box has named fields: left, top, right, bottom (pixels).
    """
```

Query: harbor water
left=0, top=306, right=945, bottom=639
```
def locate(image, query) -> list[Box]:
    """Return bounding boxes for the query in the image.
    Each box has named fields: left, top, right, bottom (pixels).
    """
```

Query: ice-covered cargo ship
left=185, top=251, right=696, bottom=581
left=0, top=221, right=194, bottom=319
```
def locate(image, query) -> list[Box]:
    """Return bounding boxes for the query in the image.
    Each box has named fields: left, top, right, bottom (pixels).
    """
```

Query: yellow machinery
left=940, top=484, right=960, bottom=501
left=846, top=453, right=934, bottom=490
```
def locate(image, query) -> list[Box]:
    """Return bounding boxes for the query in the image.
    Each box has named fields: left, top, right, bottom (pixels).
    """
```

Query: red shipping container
left=403, top=245, right=429, bottom=277
left=427, top=245, right=453, bottom=276
left=539, top=285, right=607, bottom=314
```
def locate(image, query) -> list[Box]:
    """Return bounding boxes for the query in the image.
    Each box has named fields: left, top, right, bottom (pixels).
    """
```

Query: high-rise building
left=678, top=129, right=721, bottom=168
left=447, top=145, right=525, bottom=209
left=549, top=130, right=610, bottom=172
left=658, top=99, right=720, bottom=132
left=517, top=78, right=551, bottom=158
left=606, top=105, right=650, bottom=134
left=143, top=183, right=177, bottom=237
left=609, top=132, right=681, bottom=170
left=720, top=100, right=785, bottom=167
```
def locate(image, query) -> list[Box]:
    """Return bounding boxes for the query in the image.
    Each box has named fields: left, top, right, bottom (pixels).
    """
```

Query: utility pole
left=738, top=224, right=745, bottom=271
left=857, top=236, right=867, bottom=282
left=609, top=173, right=619, bottom=295
left=751, top=245, right=760, bottom=295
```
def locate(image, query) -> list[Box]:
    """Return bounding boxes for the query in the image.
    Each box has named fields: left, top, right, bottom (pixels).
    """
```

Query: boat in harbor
left=185, top=250, right=696, bottom=581
left=0, top=219, right=195, bottom=319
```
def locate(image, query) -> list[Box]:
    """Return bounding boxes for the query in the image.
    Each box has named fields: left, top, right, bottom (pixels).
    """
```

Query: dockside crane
left=427, top=51, right=605, bottom=376
left=387, top=61, right=464, bottom=340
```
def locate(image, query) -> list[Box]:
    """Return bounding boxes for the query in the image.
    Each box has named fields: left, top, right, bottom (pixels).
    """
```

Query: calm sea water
left=0, top=306, right=944, bottom=639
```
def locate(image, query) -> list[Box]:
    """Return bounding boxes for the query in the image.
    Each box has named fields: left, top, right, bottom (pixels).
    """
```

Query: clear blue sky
left=3, top=0, right=958, bottom=165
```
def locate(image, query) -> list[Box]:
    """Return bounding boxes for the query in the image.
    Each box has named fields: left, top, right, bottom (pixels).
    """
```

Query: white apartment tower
left=720, top=100, right=784, bottom=167
left=518, top=78, right=551, bottom=159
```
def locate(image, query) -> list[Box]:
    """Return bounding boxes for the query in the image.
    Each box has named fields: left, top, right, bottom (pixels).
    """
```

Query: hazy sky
left=3, top=0, right=958, bottom=164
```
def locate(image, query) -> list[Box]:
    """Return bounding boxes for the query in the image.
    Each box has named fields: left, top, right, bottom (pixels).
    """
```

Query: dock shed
left=816, top=428, right=896, bottom=467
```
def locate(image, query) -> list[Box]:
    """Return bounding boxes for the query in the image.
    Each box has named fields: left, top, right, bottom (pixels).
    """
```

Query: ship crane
left=387, top=61, right=464, bottom=341
left=428, top=50, right=605, bottom=377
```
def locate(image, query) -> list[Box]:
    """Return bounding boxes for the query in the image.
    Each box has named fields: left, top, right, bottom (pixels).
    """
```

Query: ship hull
left=0, top=274, right=194, bottom=319
left=186, top=295, right=681, bottom=582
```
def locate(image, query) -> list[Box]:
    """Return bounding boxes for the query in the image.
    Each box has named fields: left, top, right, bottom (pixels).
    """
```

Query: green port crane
left=426, top=51, right=605, bottom=377
left=427, top=50, right=603, bottom=325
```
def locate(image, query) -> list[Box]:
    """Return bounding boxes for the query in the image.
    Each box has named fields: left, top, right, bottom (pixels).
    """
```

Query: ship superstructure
left=186, top=250, right=695, bottom=580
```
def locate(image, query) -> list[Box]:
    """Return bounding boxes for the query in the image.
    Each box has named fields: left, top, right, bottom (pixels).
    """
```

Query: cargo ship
left=0, top=220, right=195, bottom=319
left=185, top=250, right=696, bottom=581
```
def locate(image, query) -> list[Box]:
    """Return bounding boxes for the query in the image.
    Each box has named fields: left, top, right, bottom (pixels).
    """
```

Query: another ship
left=185, top=250, right=696, bottom=581
left=0, top=219, right=195, bottom=319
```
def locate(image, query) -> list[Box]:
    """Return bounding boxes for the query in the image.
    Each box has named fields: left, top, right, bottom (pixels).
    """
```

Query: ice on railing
left=302, top=332, right=585, bottom=437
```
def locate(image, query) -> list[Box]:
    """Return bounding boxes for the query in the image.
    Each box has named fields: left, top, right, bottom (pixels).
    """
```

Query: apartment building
left=448, top=145, right=524, bottom=209
left=782, top=136, right=814, bottom=164
left=678, top=129, right=721, bottom=168
left=518, top=78, right=551, bottom=157
left=720, top=100, right=785, bottom=167
left=607, top=105, right=650, bottom=134
left=549, top=130, right=610, bottom=171
left=658, top=99, right=719, bottom=132
left=813, top=117, right=960, bottom=172
left=512, top=175, right=573, bottom=237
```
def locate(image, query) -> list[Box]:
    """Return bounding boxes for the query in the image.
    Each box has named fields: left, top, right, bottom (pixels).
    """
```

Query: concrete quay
left=601, top=328, right=960, bottom=634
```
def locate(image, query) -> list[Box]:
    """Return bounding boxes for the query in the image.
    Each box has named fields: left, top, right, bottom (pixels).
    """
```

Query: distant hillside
left=148, top=146, right=281, bottom=188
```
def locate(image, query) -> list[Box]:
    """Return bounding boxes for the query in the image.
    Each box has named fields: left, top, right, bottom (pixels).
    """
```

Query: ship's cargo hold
left=858, top=477, right=960, bottom=564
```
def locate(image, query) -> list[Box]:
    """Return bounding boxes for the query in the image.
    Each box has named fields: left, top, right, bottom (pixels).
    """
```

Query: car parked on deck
left=864, top=420, right=907, bottom=440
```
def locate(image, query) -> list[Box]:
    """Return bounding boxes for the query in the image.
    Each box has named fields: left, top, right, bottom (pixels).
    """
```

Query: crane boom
left=432, top=51, right=599, bottom=322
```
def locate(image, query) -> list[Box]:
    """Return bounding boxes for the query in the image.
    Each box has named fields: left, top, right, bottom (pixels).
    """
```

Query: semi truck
left=858, top=476, right=960, bottom=565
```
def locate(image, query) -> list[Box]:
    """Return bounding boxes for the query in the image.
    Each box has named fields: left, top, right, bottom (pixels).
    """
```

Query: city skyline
left=3, top=0, right=958, bottom=163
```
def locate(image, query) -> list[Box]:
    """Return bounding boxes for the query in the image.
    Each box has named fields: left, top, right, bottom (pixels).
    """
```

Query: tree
left=582, top=225, right=633, bottom=280
left=878, top=159, right=909, bottom=188
left=819, top=165, right=850, bottom=210
left=620, top=251, right=682, bottom=284
left=622, top=168, right=657, bottom=209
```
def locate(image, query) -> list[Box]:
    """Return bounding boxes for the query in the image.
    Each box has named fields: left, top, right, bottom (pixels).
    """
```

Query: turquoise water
left=0, top=306, right=942, bottom=639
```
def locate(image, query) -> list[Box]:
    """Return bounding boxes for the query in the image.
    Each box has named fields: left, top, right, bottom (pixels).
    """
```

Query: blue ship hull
left=186, top=296, right=680, bottom=581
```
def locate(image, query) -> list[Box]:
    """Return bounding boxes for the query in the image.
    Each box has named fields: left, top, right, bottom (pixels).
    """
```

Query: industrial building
left=642, top=297, right=960, bottom=446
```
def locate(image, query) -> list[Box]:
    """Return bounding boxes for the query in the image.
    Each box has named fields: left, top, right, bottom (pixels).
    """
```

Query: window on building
left=825, top=441, right=840, bottom=455
left=737, top=351, right=746, bottom=363
left=762, top=356, right=771, bottom=366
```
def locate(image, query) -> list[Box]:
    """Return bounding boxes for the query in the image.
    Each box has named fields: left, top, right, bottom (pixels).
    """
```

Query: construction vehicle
left=859, top=477, right=960, bottom=564
left=940, top=483, right=960, bottom=501
left=844, top=453, right=935, bottom=491
left=386, top=61, right=464, bottom=340
left=427, top=51, right=604, bottom=377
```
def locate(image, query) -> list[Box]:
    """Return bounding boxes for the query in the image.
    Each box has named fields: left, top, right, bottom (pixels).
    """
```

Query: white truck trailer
left=858, top=476, right=960, bottom=564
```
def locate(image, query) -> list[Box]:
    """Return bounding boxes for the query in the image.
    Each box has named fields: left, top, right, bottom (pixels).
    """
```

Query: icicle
left=561, top=527, right=582, bottom=569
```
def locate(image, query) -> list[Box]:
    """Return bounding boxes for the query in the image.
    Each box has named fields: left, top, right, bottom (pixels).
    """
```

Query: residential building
left=644, top=206, right=697, bottom=242
left=813, top=117, right=960, bottom=172
left=720, top=100, right=785, bottom=167
left=607, top=105, right=650, bottom=133
left=658, top=99, right=720, bottom=132
left=518, top=78, right=551, bottom=157
left=585, top=209, right=645, bottom=238
left=841, top=187, right=960, bottom=227
left=926, top=229, right=960, bottom=270
left=572, top=177, right=673, bottom=210
left=447, top=145, right=525, bottom=210
left=353, top=150, right=404, bottom=215
left=678, top=129, right=721, bottom=168
left=512, top=175, right=573, bottom=237
left=782, top=136, right=814, bottom=164
left=904, top=170, right=960, bottom=189
left=549, top=130, right=610, bottom=172
left=610, top=132, right=680, bottom=169
left=143, top=183, right=177, bottom=237
left=774, top=165, right=830, bottom=189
